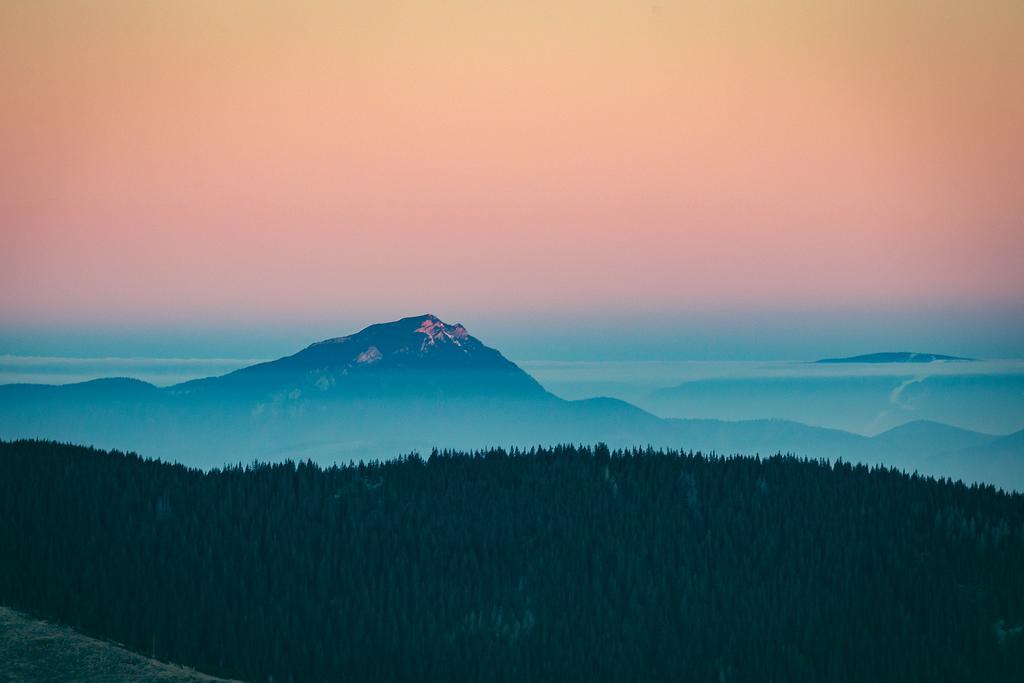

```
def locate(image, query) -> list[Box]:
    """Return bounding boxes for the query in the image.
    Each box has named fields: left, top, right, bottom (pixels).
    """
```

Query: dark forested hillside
left=1, top=441, right=1023, bottom=682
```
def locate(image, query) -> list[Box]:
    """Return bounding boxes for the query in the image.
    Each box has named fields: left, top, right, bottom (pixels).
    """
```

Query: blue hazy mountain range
left=524, top=358, right=1024, bottom=437
left=1, top=315, right=1021, bottom=490
left=816, top=352, right=973, bottom=363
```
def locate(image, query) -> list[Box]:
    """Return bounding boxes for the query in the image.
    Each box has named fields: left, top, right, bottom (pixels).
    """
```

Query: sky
left=2, top=1, right=1022, bottom=359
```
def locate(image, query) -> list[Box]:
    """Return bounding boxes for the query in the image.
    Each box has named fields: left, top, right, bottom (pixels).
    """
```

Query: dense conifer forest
left=1, top=440, right=1023, bottom=682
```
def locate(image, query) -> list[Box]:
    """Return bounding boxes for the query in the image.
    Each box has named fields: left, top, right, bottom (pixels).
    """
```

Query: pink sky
left=2, top=1, right=1022, bottom=327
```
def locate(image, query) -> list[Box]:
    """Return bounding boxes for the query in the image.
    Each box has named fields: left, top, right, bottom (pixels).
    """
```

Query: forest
left=1, top=439, right=1023, bottom=682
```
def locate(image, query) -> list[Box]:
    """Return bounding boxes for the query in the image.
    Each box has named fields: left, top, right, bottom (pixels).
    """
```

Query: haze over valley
left=5, top=333, right=1023, bottom=438
left=2, top=315, right=1021, bottom=491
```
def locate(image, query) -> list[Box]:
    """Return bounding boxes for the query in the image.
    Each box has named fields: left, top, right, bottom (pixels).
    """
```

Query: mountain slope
left=171, top=314, right=548, bottom=400
left=871, top=419, right=993, bottom=452
left=0, top=606, right=236, bottom=682
left=925, top=429, right=1024, bottom=491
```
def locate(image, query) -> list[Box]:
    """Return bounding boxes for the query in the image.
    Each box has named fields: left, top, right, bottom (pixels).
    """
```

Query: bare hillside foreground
left=0, top=606, right=237, bottom=682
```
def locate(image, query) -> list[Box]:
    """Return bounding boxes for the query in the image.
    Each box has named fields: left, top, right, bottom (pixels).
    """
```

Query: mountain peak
left=183, top=314, right=547, bottom=399
left=310, top=315, right=470, bottom=355
left=415, top=316, right=469, bottom=348
left=310, top=314, right=455, bottom=346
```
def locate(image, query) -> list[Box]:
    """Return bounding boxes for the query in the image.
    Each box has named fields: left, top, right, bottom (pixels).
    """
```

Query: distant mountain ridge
left=816, top=352, right=973, bottom=364
left=0, top=315, right=1019, bottom=490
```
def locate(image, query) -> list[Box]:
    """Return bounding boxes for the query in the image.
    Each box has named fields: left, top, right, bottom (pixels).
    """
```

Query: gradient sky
left=2, top=1, right=1022, bottom=358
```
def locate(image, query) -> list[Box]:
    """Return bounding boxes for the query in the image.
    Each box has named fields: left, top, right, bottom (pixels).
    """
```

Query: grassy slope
left=0, top=606, right=239, bottom=682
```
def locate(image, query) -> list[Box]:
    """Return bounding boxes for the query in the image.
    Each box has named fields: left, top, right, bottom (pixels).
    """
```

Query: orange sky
left=2, top=1, right=1022, bottom=326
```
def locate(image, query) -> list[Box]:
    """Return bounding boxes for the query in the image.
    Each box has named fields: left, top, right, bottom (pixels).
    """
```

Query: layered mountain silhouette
left=1, top=315, right=1020, bottom=489
left=816, top=352, right=973, bottom=363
